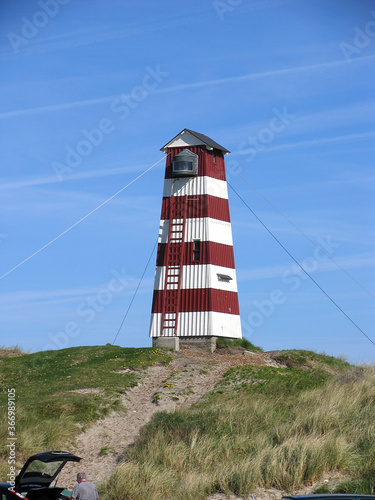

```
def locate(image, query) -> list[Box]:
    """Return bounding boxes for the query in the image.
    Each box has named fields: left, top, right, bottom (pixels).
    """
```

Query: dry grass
left=0, top=345, right=24, bottom=357
left=101, top=364, right=375, bottom=500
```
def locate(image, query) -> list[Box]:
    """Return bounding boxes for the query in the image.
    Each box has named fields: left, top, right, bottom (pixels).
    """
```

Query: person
left=71, top=473, right=99, bottom=500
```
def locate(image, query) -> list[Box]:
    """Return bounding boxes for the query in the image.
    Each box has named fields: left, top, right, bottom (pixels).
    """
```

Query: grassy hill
left=1, top=344, right=374, bottom=500
left=0, top=345, right=171, bottom=473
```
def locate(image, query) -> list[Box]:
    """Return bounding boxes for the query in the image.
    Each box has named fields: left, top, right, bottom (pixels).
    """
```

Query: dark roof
left=185, top=129, right=230, bottom=153
left=161, top=128, right=230, bottom=154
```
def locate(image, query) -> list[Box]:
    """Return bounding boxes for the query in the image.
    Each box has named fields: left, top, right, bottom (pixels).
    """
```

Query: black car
left=0, top=487, right=27, bottom=500
left=1, top=451, right=81, bottom=500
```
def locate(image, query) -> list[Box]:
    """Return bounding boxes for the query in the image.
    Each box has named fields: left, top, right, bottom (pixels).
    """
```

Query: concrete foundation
left=179, top=336, right=218, bottom=353
left=152, top=336, right=219, bottom=353
left=152, top=336, right=180, bottom=351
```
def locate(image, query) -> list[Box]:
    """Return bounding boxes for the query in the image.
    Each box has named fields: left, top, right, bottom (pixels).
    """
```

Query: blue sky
left=0, top=0, right=374, bottom=364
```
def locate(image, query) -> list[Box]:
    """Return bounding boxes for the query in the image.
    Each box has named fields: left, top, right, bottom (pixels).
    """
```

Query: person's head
left=76, top=473, right=87, bottom=483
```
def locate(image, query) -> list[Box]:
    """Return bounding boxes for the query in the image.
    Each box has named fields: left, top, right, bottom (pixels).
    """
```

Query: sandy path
left=58, top=349, right=239, bottom=488
left=58, top=348, right=335, bottom=500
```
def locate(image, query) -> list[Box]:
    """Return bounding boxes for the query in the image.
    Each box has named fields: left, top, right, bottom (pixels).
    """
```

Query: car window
left=22, top=460, right=64, bottom=478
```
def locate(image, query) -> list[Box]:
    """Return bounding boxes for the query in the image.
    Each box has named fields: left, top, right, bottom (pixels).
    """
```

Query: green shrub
left=216, top=336, right=263, bottom=352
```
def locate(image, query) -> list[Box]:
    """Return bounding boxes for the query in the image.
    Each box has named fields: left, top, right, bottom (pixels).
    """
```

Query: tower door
left=160, top=195, right=187, bottom=336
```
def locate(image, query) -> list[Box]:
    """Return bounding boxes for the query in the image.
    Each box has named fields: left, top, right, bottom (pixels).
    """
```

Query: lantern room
left=172, top=149, right=198, bottom=177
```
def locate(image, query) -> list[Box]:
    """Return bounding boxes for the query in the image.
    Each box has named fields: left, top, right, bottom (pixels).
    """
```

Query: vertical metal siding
left=161, top=195, right=231, bottom=222
left=155, top=241, right=236, bottom=268
left=151, top=289, right=240, bottom=315
left=151, top=312, right=241, bottom=338
left=163, top=176, right=229, bottom=199
left=150, top=142, right=241, bottom=339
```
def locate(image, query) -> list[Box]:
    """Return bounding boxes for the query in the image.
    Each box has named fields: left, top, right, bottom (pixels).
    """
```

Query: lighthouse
left=150, top=129, right=242, bottom=351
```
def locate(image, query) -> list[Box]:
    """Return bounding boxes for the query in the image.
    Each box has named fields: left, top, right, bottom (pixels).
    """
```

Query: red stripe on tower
left=149, top=129, right=242, bottom=348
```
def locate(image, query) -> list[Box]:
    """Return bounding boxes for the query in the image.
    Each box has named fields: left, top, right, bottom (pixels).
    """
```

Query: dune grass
left=2, top=345, right=373, bottom=499
left=216, top=336, right=264, bottom=353
left=0, top=345, right=172, bottom=476
left=101, top=354, right=375, bottom=500
left=0, top=345, right=24, bottom=357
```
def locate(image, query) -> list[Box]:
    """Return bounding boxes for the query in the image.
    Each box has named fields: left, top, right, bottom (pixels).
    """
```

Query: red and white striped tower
left=150, top=129, right=242, bottom=351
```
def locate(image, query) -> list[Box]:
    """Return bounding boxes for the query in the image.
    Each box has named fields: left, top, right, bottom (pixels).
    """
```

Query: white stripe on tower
left=163, top=176, right=229, bottom=199
left=153, top=265, right=238, bottom=291
left=157, top=218, right=233, bottom=246
left=150, top=312, right=242, bottom=337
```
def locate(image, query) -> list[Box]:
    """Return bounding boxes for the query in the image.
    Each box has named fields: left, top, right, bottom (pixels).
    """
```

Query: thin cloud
left=270, top=130, right=375, bottom=151
left=0, top=163, right=160, bottom=190
left=224, top=99, right=375, bottom=146
left=0, top=286, right=105, bottom=304
left=0, top=278, right=154, bottom=307
left=0, top=7, right=212, bottom=58
left=154, top=54, right=375, bottom=93
left=231, top=130, right=375, bottom=159
left=0, top=95, right=115, bottom=119
left=1, top=55, right=374, bottom=121
left=1, top=1, right=279, bottom=59
left=238, top=253, right=375, bottom=281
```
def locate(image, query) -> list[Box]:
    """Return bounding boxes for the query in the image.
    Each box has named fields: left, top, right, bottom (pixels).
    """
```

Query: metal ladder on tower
left=161, top=194, right=187, bottom=336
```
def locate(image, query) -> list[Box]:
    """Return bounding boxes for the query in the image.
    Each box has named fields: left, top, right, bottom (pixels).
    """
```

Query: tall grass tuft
left=216, top=336, right=263, bottom=352
left=101, top=360, right=375, bottom=500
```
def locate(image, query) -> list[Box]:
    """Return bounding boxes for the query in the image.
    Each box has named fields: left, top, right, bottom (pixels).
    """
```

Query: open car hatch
left=15, top=451, right=81, bottom=490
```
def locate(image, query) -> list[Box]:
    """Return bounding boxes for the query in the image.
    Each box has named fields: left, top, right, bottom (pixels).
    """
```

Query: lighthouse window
left=174, top=160, right=193, bottom=172
left=217, top=273, right=232, bottom=282
left=172, top=149, right=198, bottom=177
left=193, top=240, right=201, bottom=261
